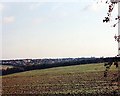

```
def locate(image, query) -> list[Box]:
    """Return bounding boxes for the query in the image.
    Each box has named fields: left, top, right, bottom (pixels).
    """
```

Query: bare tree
left=101, top=0, right=120, bottom=93
left=103, top=0, right=120, bottom=27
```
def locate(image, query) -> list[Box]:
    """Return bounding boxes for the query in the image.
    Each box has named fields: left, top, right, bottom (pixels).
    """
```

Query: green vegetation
left=2, top=63, right=119, bottom=95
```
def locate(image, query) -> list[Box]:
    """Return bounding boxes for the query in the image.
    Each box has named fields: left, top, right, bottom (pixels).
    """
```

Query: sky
left=0, top=0, right=118, bottom=59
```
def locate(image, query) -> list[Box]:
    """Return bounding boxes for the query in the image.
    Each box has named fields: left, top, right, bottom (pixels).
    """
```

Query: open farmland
left=2, top=63, right=120, bottom=96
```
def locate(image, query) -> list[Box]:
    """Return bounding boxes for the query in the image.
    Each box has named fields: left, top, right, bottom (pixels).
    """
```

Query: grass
left=2, top=63, right=119, bottom=95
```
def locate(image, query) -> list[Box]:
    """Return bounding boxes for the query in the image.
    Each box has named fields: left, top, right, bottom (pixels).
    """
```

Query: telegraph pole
left=118, top=3, right=120, bottom=56
left=114, top=34, right=120, bottom=56
left=114, top=3, right=120, bottom=57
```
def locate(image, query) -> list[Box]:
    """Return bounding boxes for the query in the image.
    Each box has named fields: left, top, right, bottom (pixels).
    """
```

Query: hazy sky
left=1, top=0, right=118, bottom=59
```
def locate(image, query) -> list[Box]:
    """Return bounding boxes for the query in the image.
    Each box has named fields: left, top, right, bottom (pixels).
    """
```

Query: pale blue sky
left=1, top=0, right=118, bottom=59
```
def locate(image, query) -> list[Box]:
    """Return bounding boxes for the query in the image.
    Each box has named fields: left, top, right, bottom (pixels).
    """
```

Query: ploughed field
left=2, top=63, right=119, bottom=95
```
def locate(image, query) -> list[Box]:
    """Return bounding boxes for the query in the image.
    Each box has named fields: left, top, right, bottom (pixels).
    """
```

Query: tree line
left=1, top=57, right=119, bottom=75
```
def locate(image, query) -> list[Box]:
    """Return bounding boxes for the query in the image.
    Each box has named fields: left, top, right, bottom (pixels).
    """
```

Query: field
left=2, top=63, right=120, bottom=95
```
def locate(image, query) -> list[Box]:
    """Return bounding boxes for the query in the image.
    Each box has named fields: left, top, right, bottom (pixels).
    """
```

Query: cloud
left=32, top=18, right=44, bottom=24
left=29, top=3, right=42, bottom=11
left=0, top=0, right=81, bottom=3
left=50, top=4, right=68, bottom=19
left=90, top=3, right=100, bottom=11
left=83, top=2, right=107, bottom=12
left=3, top=16, right=15, bottom=24
left=51, top=3, right=63, bottom=11
left=50, top=8, right=67, bottom=18
left=0, top=3, right=4, bottom=12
